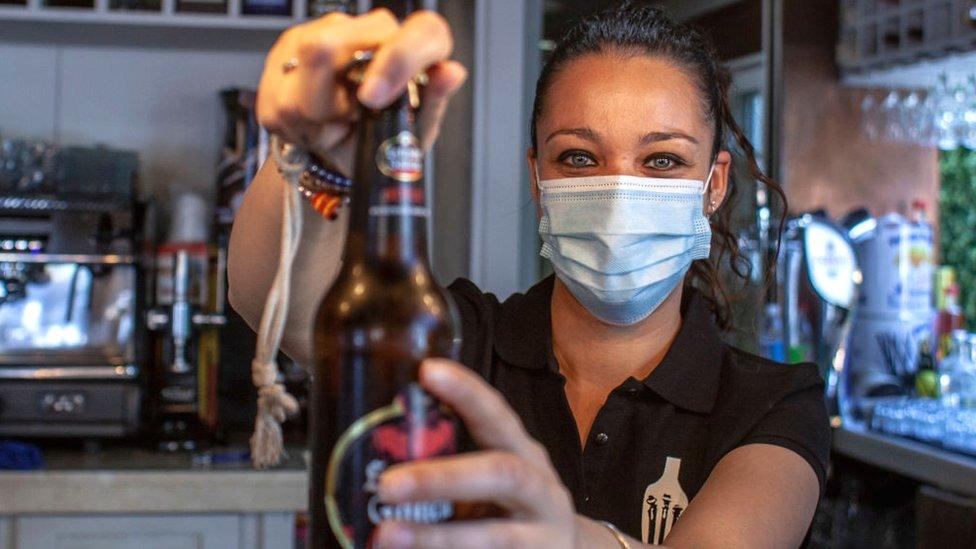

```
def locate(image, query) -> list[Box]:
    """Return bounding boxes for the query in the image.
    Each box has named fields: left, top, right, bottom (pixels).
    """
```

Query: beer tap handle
left=146, top=309, right=170, bottom=331
left=192, top=313, right=227, bottom=327
left=170, top=251, right=192, bottom=374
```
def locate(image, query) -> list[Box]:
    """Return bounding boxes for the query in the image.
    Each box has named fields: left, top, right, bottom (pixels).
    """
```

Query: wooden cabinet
left=0, top=512, right=294, bottom=549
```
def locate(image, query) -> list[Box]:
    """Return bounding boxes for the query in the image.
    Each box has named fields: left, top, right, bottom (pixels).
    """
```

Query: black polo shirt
left=447, top=275, right=830, bottom=544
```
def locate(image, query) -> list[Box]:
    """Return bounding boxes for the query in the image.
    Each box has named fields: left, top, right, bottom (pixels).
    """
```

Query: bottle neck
left=345, top=94, right=429, bottom=269
left=662, top=457, right=681, bottom=480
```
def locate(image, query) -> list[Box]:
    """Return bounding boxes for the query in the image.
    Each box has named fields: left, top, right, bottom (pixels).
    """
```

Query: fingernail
left=376, top=522, right=414, bottom=549
left=358, top=76, right=391, bottom=108
left=379, top=470, right=415, bottom=501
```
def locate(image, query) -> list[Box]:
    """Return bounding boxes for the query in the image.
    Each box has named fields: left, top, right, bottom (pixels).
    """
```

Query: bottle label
left=376, top=131, right=422, bottom=183
left=325, top=383, right=456, bottom=548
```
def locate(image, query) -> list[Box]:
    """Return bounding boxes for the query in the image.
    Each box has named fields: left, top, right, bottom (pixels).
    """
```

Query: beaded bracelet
left=298, top=156, right=352, bottom=220
left=296, top=183, right=348, bottom=220
left=272, top=136, right=352, bottom=221
left=302, top=155, right=353, bottom=196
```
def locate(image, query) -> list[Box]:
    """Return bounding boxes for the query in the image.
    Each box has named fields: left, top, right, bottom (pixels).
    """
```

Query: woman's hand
left=372, top=359, right=622, bottom=549
left=256, top=8, right=467, bottom=175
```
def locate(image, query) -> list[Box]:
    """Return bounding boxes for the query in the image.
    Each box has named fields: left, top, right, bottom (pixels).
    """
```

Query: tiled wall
left=780, top=37, right=940, bottom=225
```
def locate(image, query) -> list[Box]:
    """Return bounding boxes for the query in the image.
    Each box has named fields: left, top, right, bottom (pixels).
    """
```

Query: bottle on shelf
left=934, top=266, right=965, bottom=361
left=109, top=0, right=162, bottom=11
left=940, top=330, right=976, bottom=409
left=44, top=0, right=95, bottom=8
left=942, top=333, right=976, bottom=455
left=307, top=0, right=351, bottom=18
left=914, top=338, right=938, bottom=398
left=759, top=302, right=786, bottom=363
left=241, top=0, right=291, bottom=16
left=176, top=0, right=227, bottom=14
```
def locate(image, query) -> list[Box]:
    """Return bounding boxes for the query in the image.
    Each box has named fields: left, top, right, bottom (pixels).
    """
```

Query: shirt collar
left=494, top=275, right=726, bottom=414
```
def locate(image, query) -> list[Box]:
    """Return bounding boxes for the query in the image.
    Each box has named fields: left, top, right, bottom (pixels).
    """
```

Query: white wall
left=0, top=22, right=276, bottom=205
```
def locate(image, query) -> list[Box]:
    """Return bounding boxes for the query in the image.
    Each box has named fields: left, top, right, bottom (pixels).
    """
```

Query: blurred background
left=1, top=0, right=975, bottom=547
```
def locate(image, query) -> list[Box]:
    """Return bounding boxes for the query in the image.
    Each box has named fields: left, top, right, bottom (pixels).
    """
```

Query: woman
left=229, top=4, right=829, bottom=548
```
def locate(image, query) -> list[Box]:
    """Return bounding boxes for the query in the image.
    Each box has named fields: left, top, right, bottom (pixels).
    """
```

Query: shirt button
left=626, top=387, right=639, bottom=396
left=595, top=432, right=609, bottom=445
left=583, top=495, right=590, bottom=503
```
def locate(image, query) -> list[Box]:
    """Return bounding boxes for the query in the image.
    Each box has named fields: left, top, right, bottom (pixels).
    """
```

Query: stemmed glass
left=859, top=72, right=976, bottom=150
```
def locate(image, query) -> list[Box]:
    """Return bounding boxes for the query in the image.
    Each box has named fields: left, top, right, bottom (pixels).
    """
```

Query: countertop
left=0, top=445, right=309, bottom=515
left=833, top=422, right=976, bottom=497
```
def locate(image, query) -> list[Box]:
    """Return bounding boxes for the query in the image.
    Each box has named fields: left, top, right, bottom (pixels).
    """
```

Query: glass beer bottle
left=309, top=34, right=462, bottom=549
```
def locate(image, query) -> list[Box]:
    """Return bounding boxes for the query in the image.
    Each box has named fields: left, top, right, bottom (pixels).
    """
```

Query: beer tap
left=147, top=251, right=226, bottom=372
left=147, top=249, right=226, bottom=450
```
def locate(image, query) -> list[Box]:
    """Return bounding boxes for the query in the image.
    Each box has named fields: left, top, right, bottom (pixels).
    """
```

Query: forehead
left=540, top=52, right=710, bottom=140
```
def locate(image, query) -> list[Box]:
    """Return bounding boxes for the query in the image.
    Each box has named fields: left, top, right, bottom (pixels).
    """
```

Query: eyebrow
left=544, top=127, right=701, bottom=146
left=544, top=127, right=600, bottom=144
left=639, top=131, right=699, bottom=146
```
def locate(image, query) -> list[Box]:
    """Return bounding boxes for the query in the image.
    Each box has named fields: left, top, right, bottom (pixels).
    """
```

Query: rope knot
left=251, top=358, right=279, bottom=388
left=249, top=135, right=307, bottom=469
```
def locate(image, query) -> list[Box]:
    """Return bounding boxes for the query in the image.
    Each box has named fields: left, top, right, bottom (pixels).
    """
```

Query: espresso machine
left=774, top=212, right=860, bottom=414
left=0, top=145, right=145, bottom=438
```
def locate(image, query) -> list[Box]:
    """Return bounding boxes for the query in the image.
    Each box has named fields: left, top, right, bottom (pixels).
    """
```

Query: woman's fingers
left=258, top=9, right=399, bottom=147
left=419, top=359, right=554, bottom=469
left=374, top=519, right=552, bottom=549
left=286, top=9, right=400, bottom=122
left=378, top=451, right=570, bottom=520
left=359, top=10, right=454, bottom=108
left=257, top=8, right=463, bottom=166
left=417, top=60, right=468, bottom=150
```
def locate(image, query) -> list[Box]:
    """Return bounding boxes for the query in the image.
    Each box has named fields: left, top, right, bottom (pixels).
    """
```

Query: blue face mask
left=536, top=166, right=714, bottom=326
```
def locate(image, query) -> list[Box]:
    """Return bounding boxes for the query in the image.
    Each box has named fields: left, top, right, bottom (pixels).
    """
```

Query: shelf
left=833, top=421, right=976, bottom=497
left=0, top=252, right=135, bottom=264
left=0, top=0, right=304, bottom=29
left=840, top=48, right=976, bottom=87
left=837, top=0, right=976, bottom=84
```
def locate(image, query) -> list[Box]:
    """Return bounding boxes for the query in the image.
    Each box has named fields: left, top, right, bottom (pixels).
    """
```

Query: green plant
left=939, top=147, right=976, bottom=329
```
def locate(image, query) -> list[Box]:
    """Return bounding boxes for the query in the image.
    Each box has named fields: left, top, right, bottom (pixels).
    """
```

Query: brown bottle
left=309, top=24, right=462, bottom=549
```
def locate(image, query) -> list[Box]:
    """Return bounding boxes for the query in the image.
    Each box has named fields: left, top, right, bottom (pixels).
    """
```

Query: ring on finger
left=282, top=58, right=299, bottom=74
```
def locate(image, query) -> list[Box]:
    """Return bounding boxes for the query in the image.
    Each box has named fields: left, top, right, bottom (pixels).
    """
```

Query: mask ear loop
left=533, top=153, right=543, bottom=190
left=703, top=160, right=717, bottom=216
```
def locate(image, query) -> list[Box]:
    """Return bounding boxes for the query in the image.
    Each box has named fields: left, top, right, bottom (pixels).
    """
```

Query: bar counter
left=833, top=423, right=976, bottom=497
left=0, top=445, right=308, bottom=549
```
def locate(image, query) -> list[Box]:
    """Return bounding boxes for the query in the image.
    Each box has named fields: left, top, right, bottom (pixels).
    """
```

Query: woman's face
left=529, top=51, right=731, bottom=209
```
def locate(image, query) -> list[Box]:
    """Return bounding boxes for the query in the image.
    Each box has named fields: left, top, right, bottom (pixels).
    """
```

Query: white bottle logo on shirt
left=641, top=456, right=688, bottom=545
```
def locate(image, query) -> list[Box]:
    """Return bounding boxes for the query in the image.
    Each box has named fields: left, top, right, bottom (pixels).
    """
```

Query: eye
left=646, top=155, right=680, bottom=170
left=558, top=151, right=597, bottom=168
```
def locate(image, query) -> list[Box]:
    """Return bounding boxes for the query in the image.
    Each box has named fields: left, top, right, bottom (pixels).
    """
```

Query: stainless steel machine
left=775, top=213, right=860, bottom=414
left=0, top=146, right=145, bottom=437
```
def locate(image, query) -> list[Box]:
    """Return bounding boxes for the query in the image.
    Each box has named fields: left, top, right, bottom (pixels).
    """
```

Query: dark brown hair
left=530, top=2, right=786, bottom=329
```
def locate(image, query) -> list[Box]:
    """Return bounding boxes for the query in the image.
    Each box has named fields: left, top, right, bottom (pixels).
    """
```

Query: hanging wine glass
left=900, top=90, right=922, bottom=144
left=935, top=74, right=959, bottom=150
left=916, top=88, right=939, bottom=147
left=881, top=90, right=905, bottom=143
left=949, top=78, right=970, bottom=148
left=960, top=75, right=976, bottom=150
left=861, top=91, right=881, bottom=140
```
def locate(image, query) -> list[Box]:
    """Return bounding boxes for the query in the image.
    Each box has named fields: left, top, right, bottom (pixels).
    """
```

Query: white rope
left=249, top=136, right=308, bottom=469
